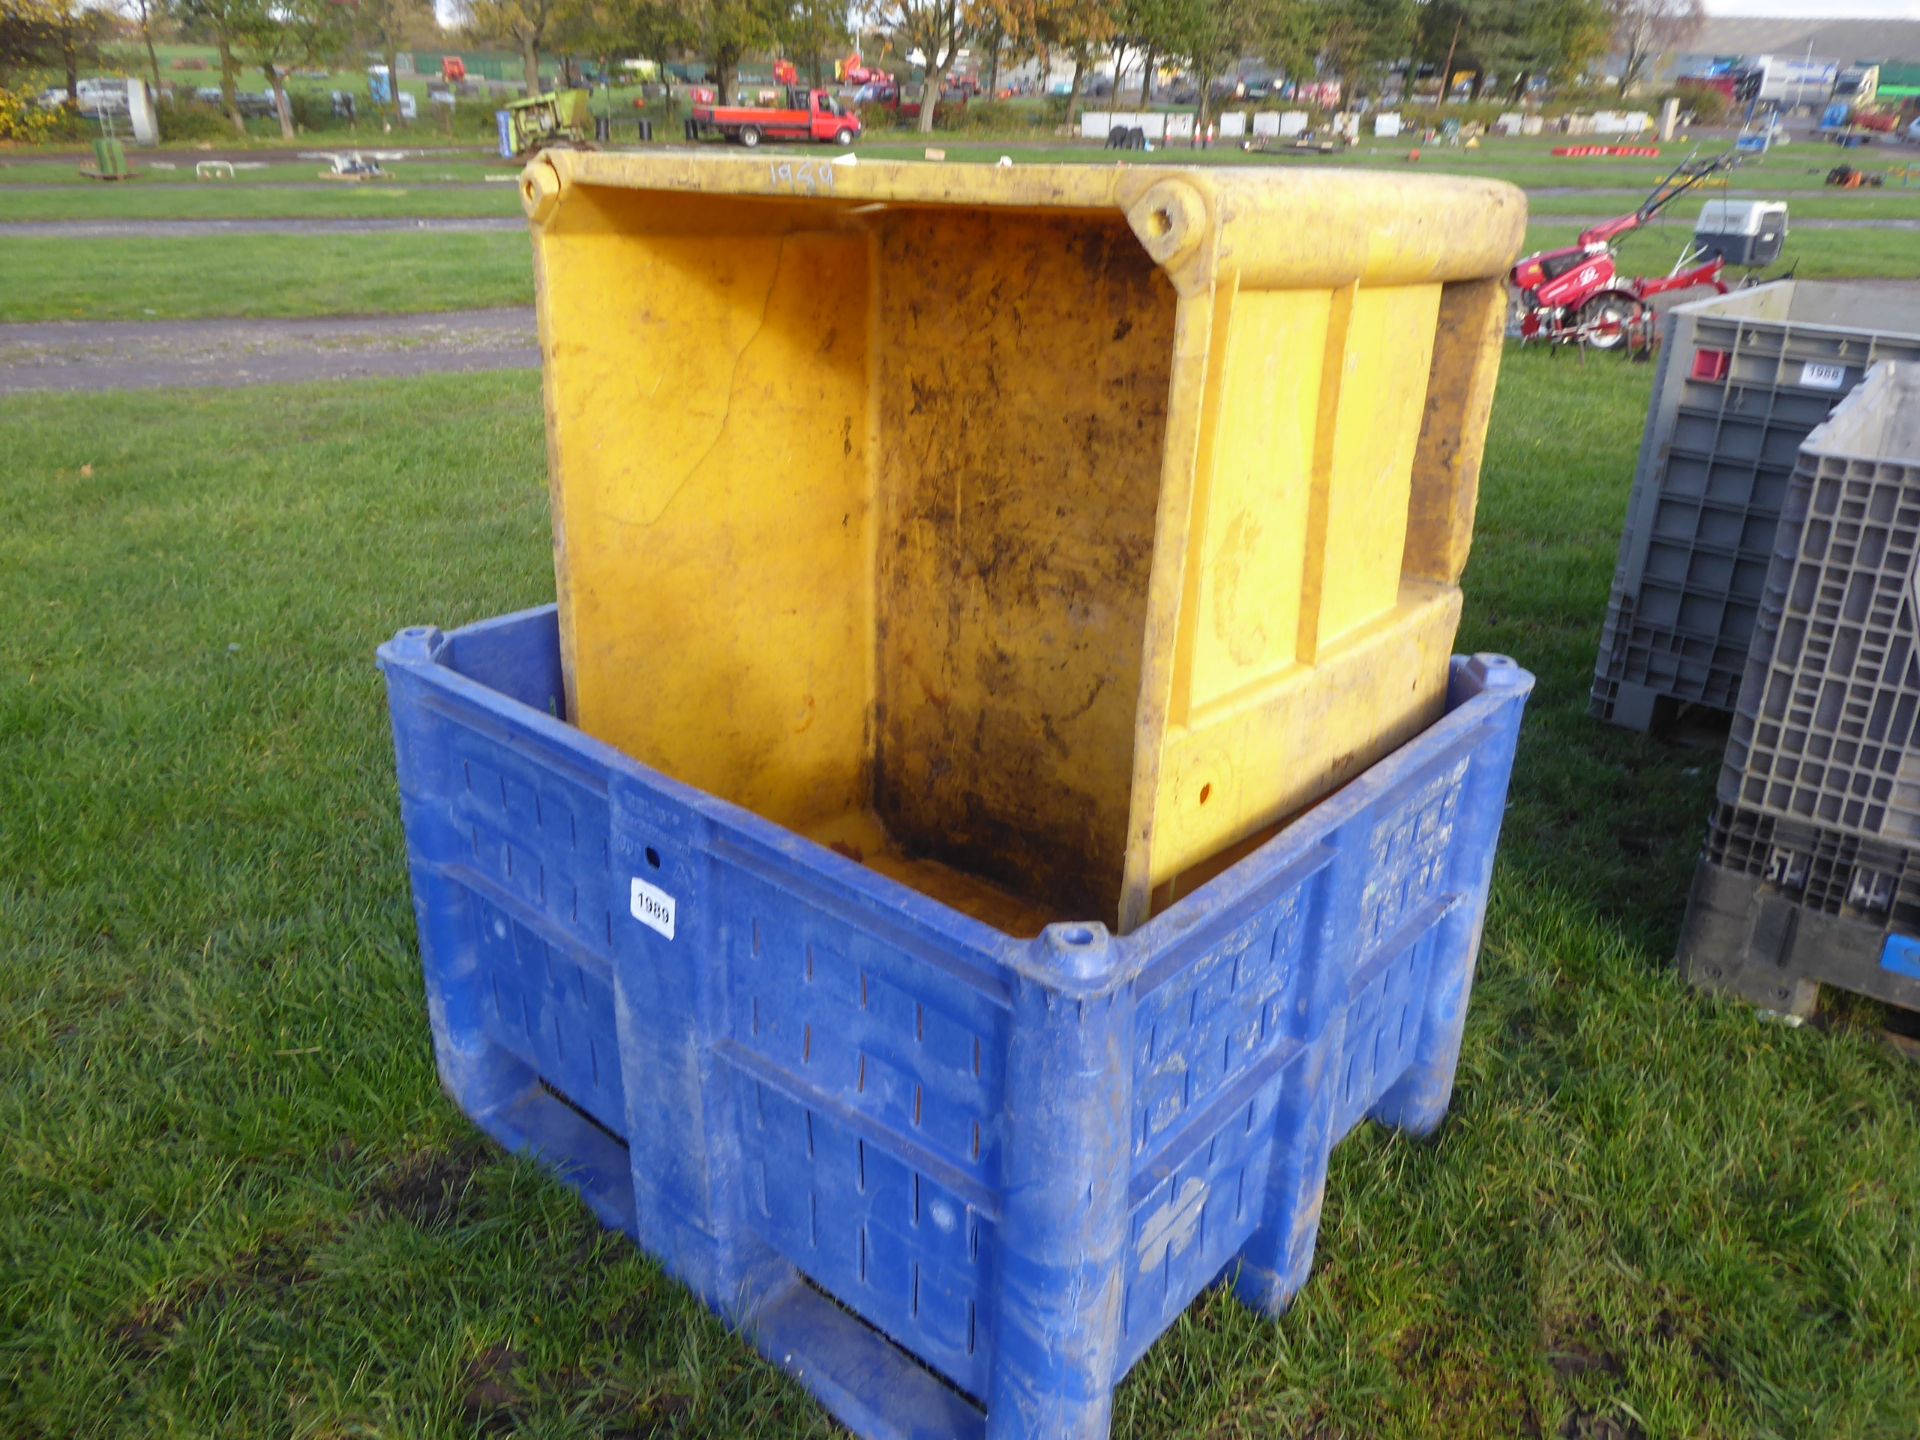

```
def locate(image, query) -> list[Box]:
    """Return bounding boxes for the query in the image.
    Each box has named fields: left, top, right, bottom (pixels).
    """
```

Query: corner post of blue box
left=987, top=924, right=1134, bottom=1438
left=1372, top=653, right=1533, bottom=1135
left=380, top=625, right=526, bottom=1123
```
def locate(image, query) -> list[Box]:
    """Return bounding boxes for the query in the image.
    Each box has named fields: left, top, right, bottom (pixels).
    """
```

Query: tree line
left=484, top=0, right=1689, bottom=135
left=1, top=0, right=1701, bottom=141
left=1, top=0, right=436, bottom=137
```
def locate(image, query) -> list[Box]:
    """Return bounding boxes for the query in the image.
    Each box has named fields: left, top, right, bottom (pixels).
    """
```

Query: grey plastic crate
left=1591, top=282, right=1920, bottom=733
left=1679, top=366, right=1920, bottom=1020
left=1719, top=365, right=1920, bottom=840
left=1680, top=803, right=1920, bottom=1018
left=1701, top=800, right=1920, bottom=927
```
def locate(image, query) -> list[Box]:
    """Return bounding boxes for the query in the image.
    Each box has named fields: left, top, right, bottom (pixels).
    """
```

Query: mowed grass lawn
left=1524, top=191, right=1920, bottom=221
left=0, top=231, right=533, bottom=321
left=0, top=158, right=514, bottom=185
left=853, top=135, right=1920, bottom=191
left=0, top=183, right=525, bottom=223
left=4, top=138, right=1917, bottom=323
left=5, top=348, right=1920, bottom=1438
left=1527, top=221, right=1920, bottom=283
left=0, top=215, right=1904, bottom=326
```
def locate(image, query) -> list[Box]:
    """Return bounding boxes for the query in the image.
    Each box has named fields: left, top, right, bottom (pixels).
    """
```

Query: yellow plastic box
left=520, top=152, right=1525, bottom=934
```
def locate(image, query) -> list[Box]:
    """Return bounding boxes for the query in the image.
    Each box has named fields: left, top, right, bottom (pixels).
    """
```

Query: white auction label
left=1800, top=362, right=1847, bottom=391
left=630, top=876, right=677, bottom=940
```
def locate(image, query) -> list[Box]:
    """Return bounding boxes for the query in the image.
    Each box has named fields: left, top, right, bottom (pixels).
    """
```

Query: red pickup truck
left=688, top=87, right=860, bottom=147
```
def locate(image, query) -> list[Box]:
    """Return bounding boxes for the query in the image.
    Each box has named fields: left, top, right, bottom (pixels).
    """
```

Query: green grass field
left=1527, top=222, right=1920, bottom=282
left=5, top=348, right=1920, bottom=1438
left=0, top=158, right=509, bottom=185
left=0, top=183, right=523, bottom=222
left=854, top=135, right=1920, bottom=193
left=3, top=130, right=1918, bottom=321
left=3, top=178, right=1904, bottom=326
left=0, top=231, right=532, bottom=321
left=1524, top=191, right=1920, bottom=221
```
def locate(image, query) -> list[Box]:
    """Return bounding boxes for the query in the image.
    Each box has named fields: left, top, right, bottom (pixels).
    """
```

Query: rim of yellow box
left=520, top=149, right=1527, bottom=296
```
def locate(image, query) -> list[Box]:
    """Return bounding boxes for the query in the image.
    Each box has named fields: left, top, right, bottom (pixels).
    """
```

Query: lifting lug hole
left=645, top=846, right=661, bottom=869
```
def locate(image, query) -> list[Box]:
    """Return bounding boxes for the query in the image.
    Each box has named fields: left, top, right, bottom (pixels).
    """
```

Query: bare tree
left=1608, top=0, right=1702, bottom=97
left=118, top=0, right=168, bottom=99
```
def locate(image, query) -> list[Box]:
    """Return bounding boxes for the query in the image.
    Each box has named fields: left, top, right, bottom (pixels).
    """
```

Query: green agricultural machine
left=496, top=89, right=592, bottom=159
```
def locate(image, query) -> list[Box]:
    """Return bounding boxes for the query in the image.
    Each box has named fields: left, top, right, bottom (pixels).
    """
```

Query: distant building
left=1658, top=16, right=1920, bottom=86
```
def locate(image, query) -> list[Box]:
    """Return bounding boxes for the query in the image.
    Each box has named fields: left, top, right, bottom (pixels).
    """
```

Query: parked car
left=192, top=86, right=277, bottom=117
left=39, top=78, right=127, bottom=113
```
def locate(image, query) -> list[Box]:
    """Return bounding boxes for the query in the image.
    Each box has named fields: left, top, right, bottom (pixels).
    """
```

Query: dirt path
left=0, top=217, right=524, bottom=238
left=0, top=308, right=537, bottom=393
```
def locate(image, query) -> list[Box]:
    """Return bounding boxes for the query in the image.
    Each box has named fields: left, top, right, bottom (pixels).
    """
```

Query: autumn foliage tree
left=673, top=0, right=786, bottom=103
left=236, top=0, right=351, bottom=139
left=463, top=0, right=567, bottom=93
left=782, top=0, right=849, bottom=86
left=176, top=0, right=256, bottom=132
left=1316, top=0, right=1411, bottom=104
left=1484, top=0, right=1612, bottom=95
left=1, top=0, right=110, bottom=100
left=1034, top=0, right=1116, bottom=126
left=353, top=0, right=436, bottom=120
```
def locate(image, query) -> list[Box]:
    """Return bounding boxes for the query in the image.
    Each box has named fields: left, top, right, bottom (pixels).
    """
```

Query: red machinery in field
left=1510, top=151, right=1745, bottom=350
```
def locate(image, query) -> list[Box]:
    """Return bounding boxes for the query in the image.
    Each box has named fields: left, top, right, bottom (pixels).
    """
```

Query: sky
left=1703, top=0, right=1919, bottom=14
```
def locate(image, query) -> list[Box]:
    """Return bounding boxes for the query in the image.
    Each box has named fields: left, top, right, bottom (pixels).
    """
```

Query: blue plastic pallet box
left=380, top=606, right=1532, bottom=1440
